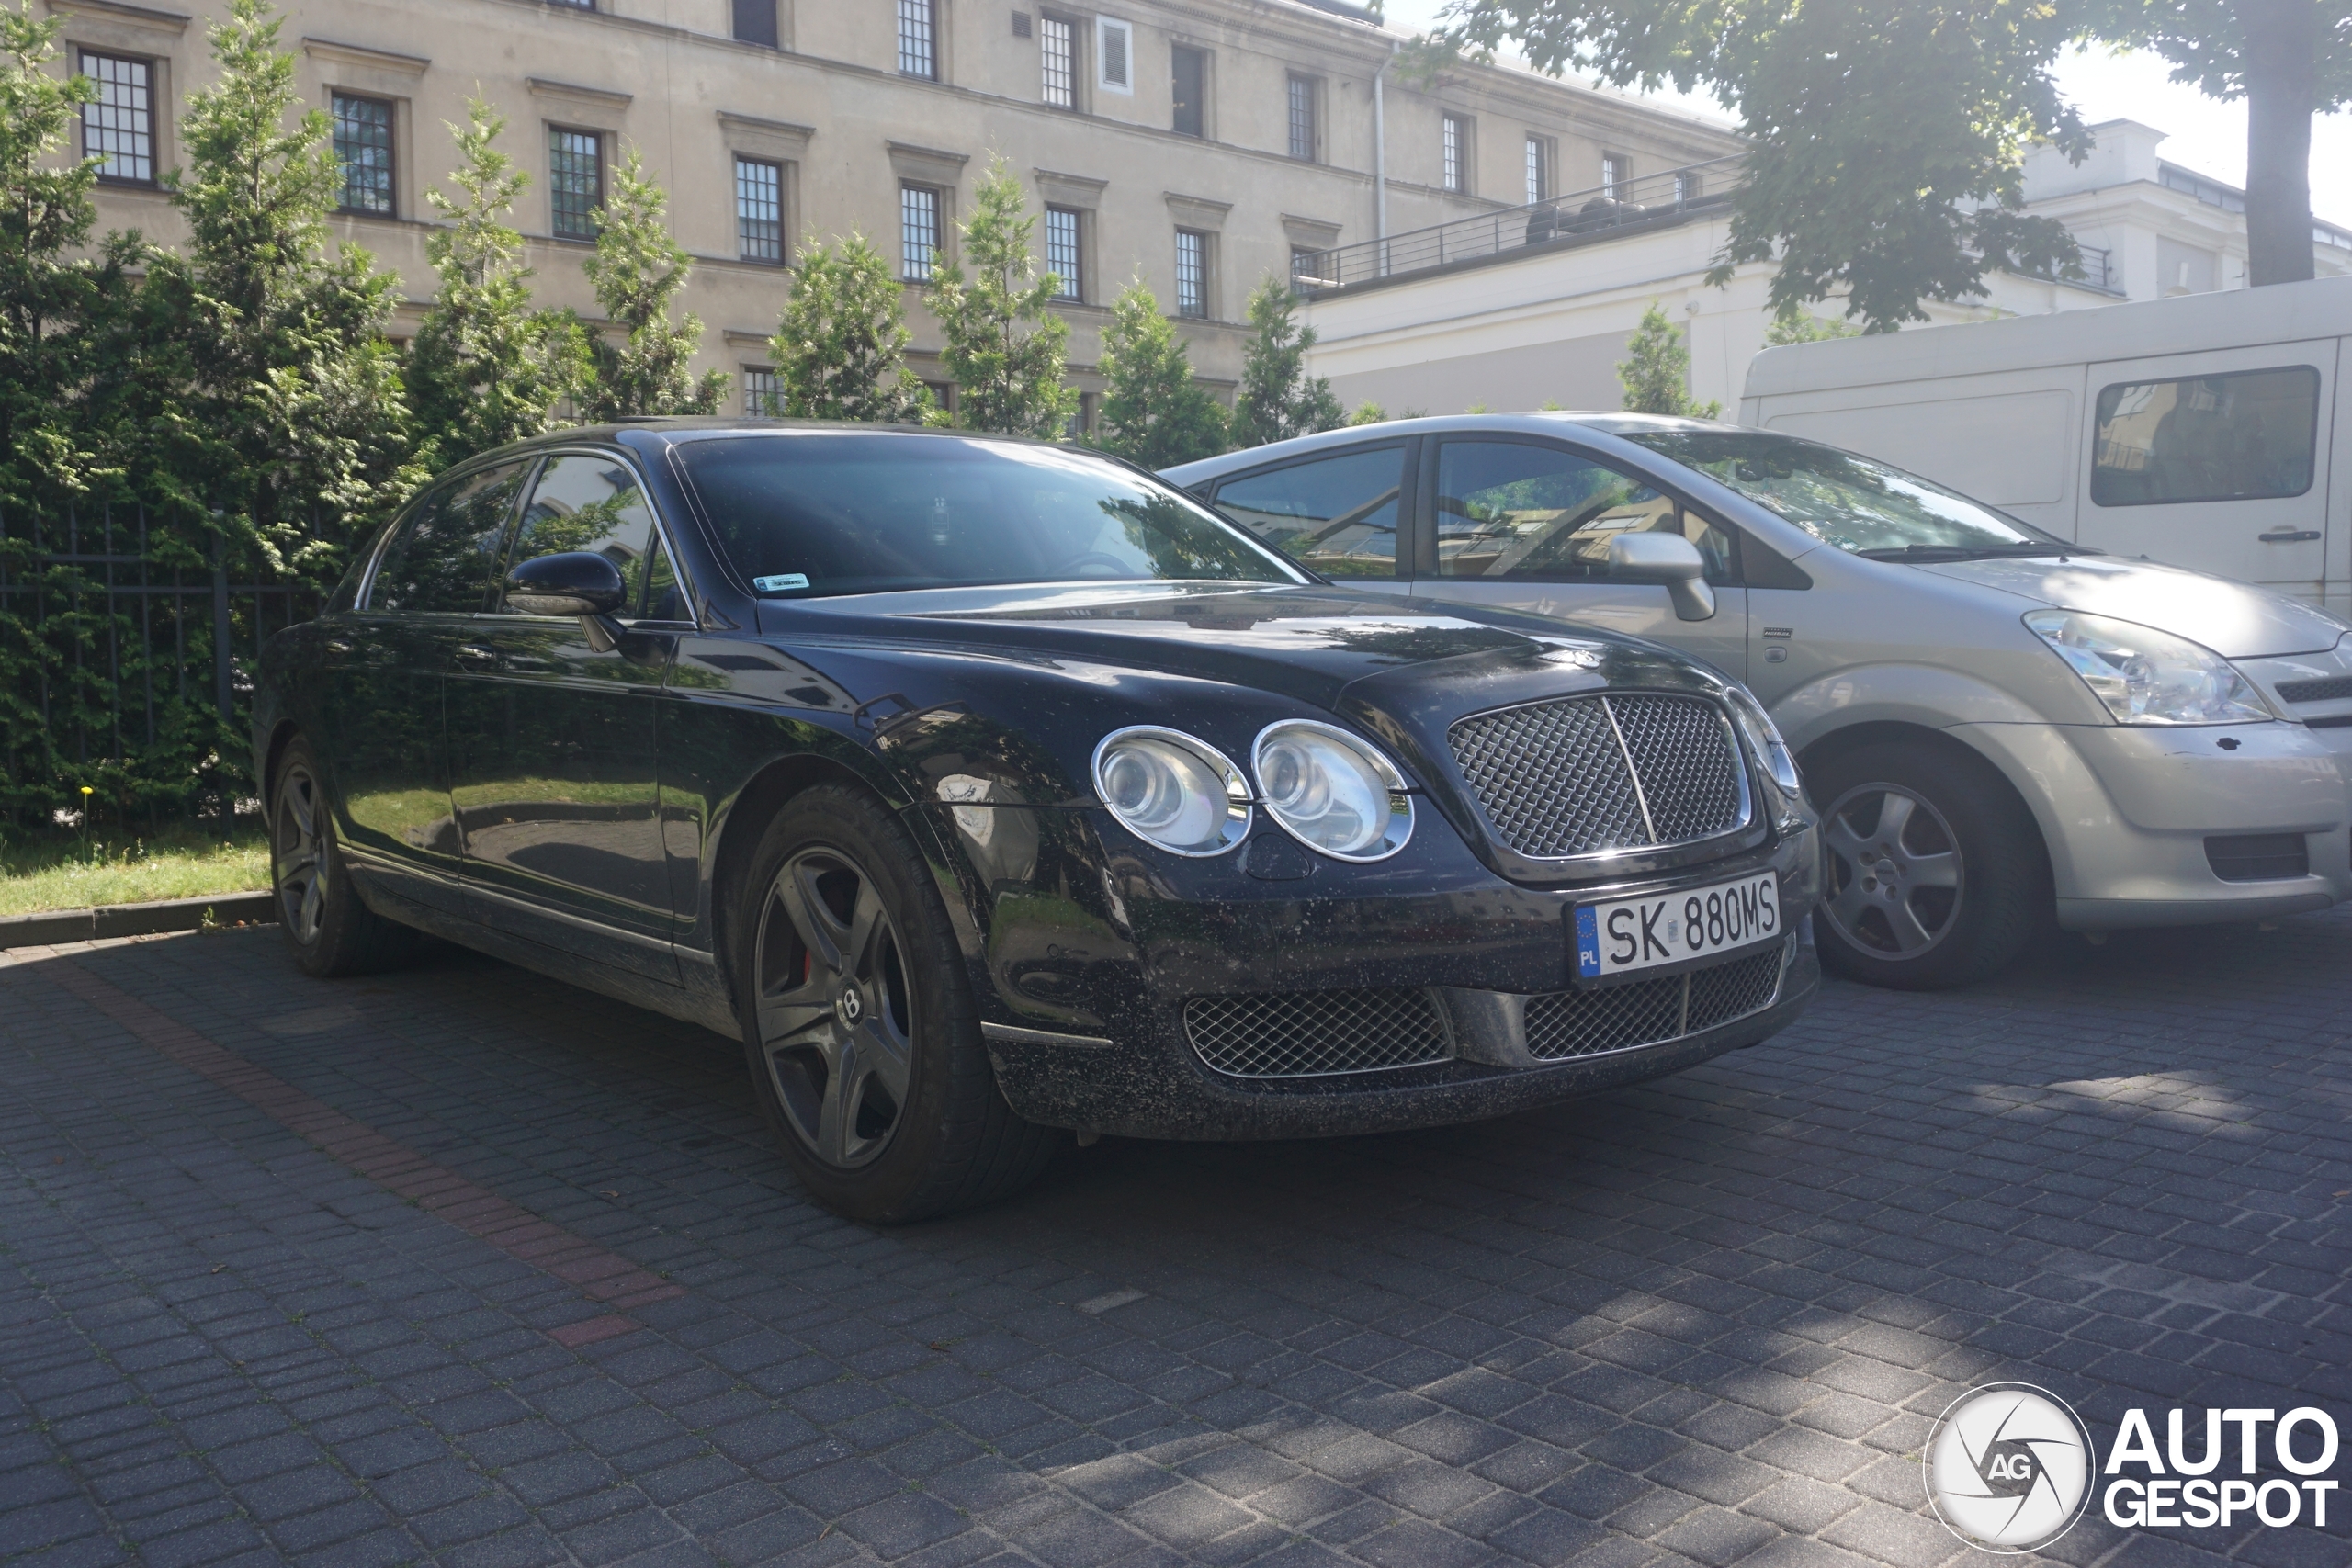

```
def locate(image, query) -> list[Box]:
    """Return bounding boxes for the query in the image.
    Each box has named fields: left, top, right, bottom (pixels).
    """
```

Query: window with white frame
left=80, top=52, right=154, bottom=183
left=735, top=155, right=783, bottom=264
left=1442, top=113, right=1467, bottom=193
left=1524, top=135, right=1549, bottom=206
left=900, top=184, right=941, bottom=281
left=1601, top=152, right=1629, bottom=199
left=1286, top=74, right=1317, bottom=162
left=1175, top=229, right=1208, bottom=319
left=1097, top=17, right=1131, bottom=94
left=1673, top=169, right=1700, bottom=204
left=331, top=92, right=394, bottom=215
left=1040, top=14, right=1075, bottom=107
left=1045, top=206, right=1082, bottom=301
left=898, top=0, right=937, bottom=79
left=743, top=366, right=779, bottom=415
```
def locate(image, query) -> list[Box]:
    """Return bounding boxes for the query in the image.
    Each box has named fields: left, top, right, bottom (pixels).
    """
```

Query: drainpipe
left=1374, top=38, right=1394, bottom=276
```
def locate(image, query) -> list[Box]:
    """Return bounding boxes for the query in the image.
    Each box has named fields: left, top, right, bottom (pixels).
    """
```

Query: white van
left=1740, top=275, right=2352, bottom=619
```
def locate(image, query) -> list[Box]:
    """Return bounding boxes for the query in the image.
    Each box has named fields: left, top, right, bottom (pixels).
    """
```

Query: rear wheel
left=272, top=738, right=419, bottom=977
left=1809, top=739, right=2043, bottom=990
left=735, top=784, right=1057, bottom=1223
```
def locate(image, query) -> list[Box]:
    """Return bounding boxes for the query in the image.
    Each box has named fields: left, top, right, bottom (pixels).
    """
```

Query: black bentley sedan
left=254, top=422, right=1822, bottom=1221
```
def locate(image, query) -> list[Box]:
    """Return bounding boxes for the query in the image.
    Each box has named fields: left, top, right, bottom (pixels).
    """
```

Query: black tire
left=271, top=738, right=420, bottom=977
left=733, top=784, right=1058, bottom=1224
left=1808, top=739, right=2044, bottom=991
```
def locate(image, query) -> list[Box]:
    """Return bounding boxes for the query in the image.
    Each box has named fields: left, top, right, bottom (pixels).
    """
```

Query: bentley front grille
left=1185, top=988, right=1452, bottom=1079
left=1522, top=943, right=1785, bottom=1062
left=1448, top=694, right=1747, bottom=859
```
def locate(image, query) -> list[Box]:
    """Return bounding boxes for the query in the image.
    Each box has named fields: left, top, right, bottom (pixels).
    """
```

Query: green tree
left=579, top=147, right=729, bottom=420
left=930, top=156, right=1077, bottom=437
left=1094, top=279, right=1227, bottom=467
left=1617, top=300, right=1722, bottom=419
left=1229, top=276, right=1342, bottom=448
left=768, top=232, right=935, bottom=423
left=1763, top=306, right=1862, bottom=346
left=407, top=98, right=588, bottom=465
left=1345, top=401, right=1388, bottom=426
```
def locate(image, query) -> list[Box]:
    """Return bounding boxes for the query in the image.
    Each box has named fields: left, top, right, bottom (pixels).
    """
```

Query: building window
left=1045, top=206, right=1081, bottom=301
left=1097, top=17, right=1131, bottom=93
left=731, top=0, right=777, bottom=47
left=1524, top=134, right=1549, bottom=206
left=1291, top=245, right=1323, bottom=286
left=743, top=366, right=779, bottom=415
left=1673, top=169, right=1699, bottom=204
left=1442, top=113, right=1466, bottom=193
left=734, top=155, right=784, bottom=264
left=548, top=0, right=593, bottom=8
left=898, top=0, right=937, bottom=79
left=1171, top=45, right=1205, bottom=139
left=1175, top=229, right=1208, bottom=319
left=1286, top=74, right=1317, bottom=162
left=1601, top=153, right=1629, bottom=200
left=900, top=183, right=941, bottom=281
left=79, top=52, right=153, bottom=184
left=549, top=129, right=603, bottom=238
left=330, top=92, right=394, bottom=216
left=1040, top=15, right=1075, bottom=107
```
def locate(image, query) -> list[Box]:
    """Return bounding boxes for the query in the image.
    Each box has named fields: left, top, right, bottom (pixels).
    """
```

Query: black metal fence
left=0, top=504, right=320, bottom=821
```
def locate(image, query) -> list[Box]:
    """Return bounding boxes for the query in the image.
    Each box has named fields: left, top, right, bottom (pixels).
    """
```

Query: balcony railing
left=1295, top=155, right=1744, bottom=293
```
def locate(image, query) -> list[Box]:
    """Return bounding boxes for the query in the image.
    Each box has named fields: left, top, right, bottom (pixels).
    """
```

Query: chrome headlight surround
left=1250, top=719, right=1414, bottom=862
left=2024, top=610, right=2275, bottom=726
left=1724, top=683, right=1802, bottom=795
left=1090, top=726, right=1252, bottom=856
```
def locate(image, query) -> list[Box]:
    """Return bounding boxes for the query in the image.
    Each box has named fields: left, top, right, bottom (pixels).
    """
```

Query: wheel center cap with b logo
left=836, top=987, right=864, bottom=1026
left=1924, top=1382, right=2095, bottom=1553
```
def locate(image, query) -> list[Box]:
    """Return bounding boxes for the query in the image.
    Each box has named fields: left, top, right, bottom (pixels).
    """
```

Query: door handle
left=454, top=644, right=498, bottom=665
left=2259, top=529, right=2322, bottom=543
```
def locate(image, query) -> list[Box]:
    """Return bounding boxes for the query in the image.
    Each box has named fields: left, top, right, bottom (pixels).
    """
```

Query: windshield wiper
left=1855, top=542, right=2098, bottom=562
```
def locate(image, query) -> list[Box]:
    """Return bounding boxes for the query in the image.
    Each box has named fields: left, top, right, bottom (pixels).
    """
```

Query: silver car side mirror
left=1607, top=533, right=1718, bottom=621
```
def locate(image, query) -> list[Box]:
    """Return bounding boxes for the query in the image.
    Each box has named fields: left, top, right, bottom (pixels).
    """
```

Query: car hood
left=1912, top=556, right=2347, bottom=659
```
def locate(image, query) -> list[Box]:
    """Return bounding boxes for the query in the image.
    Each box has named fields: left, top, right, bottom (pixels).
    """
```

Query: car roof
left=1158, top=412, right=1739, bottom=483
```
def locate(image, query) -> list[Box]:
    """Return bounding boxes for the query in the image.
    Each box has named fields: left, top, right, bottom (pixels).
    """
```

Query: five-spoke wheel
left=268, top=735, right=417, bottom=976
left=275, top=761, right=328, bottom=947
left=1821, top=784, right=1963, bottom=960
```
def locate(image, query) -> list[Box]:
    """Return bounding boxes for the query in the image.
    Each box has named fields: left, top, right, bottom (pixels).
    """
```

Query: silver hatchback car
left=1166, top=413, right=2352, bottom=989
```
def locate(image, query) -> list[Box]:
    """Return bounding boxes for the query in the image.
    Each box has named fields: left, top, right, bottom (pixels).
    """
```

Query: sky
left=1372, top=1, right=2352, bottom=229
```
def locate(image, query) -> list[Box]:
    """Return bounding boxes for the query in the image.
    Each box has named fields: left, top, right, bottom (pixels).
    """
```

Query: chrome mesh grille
left=1523, top=943, right=1784, bottom=1061
left=1185, top=989, right=1451, bottom=1079
left=1447, top=694, right=1745, bottom=858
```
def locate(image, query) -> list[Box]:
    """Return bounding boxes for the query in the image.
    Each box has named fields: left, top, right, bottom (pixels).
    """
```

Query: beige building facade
left=49, top=0, right=1743, bottom=421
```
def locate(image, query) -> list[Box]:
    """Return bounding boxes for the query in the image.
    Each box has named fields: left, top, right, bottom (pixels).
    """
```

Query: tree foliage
left=1617, top=301, right=1722, bottom=419
left=1229, top=276, right=1342, bottom=448
left=768, top=232, right=936, bottom=423
left=1763, top=306, right=1862, bottom=346
left=1094, top=280, right=1228, bottom=468
left=579, top=148, right=729, bottom=421
left=407, top=98, right=588, bottom=464
left=931, top=157, right=1078, bottom=438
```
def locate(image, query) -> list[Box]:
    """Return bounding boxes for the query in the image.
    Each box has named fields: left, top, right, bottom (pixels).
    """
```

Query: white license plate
left=1574, top=873, right=1780, bottom=980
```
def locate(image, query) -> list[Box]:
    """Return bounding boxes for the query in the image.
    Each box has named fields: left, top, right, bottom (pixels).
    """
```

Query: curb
left=0, top=892, right=278, bottom=950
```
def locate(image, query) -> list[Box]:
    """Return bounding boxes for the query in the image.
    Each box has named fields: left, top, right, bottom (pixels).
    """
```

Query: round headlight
left=1091, top=728, right=1250, bottom=856
left=1251, top=720, right=1414, bottom=861
left=1725, top=684, right=1802, bottom=794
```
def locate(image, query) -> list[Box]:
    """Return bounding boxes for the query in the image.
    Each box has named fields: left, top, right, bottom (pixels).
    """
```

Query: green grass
left=0, top=826, right=271, bottom=918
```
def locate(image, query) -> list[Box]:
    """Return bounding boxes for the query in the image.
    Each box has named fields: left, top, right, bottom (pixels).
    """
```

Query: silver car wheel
left=1821, top=783, right=1964, bottom=960
left=752, top=845, right=916, bottom=1171
left=273, top=764, right=327, bottom=945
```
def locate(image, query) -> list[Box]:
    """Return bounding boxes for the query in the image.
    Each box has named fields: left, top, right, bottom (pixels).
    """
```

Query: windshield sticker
left=752, top=573, right=811, bottom=593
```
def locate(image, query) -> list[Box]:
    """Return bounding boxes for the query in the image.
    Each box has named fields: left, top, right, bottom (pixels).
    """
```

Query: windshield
left=1620, top=430, right=2077, bottom=558
left=676, top=434, right=1306, bottom=597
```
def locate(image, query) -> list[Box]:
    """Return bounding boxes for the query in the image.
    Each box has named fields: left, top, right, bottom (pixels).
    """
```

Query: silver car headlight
left=1252, top=720, right=1413, bottom=861
left=2024, top=610, right=2274, bottom=726
left=1725, top=684, right=1802, bottom=794
left=1091, top=727, right=1250, bottom=855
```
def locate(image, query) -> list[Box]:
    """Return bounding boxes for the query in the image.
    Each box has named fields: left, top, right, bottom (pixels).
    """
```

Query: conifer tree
left=409, top=98, right=588, bottom=463
left=1094, top=280, right=1227, bottom=468
left=1616, top=300, right=1721, bottom=419
left=579, top=148, right=729, bottom=420
left=930, top=157, right=1077, bottom=438
left=1229, top=276, right=1341, bottom=449
left=768, top=232, right=935, bottom=423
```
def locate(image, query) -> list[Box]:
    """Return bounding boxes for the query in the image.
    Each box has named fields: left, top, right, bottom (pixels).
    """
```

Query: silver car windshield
left=1621, top=430, right=2078, bottom=559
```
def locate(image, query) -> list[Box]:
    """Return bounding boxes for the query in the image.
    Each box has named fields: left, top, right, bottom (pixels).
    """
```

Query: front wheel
left=272, top=738, right=419, bottom=977
left=734, top=785, right=1058, bottom=1223
left=1808, top=740, right=2044, bottom=991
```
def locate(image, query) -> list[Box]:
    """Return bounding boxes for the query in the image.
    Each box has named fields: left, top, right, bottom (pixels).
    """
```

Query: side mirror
left=505, top=551, right=628, bottom=617
left=1607, top=533, right=1718, bottom=622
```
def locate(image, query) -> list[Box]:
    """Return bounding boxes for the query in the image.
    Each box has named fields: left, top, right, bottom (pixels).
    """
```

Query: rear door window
left=1432, top=439, right=1736, bottom=582
left=1212, top=445, right=1406, bottom=579
left=368, top=462, right=530, bottom=613
left=2092, top=366, right=2320, bottom=505
left=508, top=454, right=665, bottom=615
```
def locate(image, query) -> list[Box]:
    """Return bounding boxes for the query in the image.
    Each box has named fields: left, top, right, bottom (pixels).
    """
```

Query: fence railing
left=1296, top=155, right=1746, bottom=293
left=0, top=504, right=321, bottom=820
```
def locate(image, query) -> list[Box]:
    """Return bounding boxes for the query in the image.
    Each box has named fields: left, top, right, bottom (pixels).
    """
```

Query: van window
left=2092, top=366, right=2320, bottom=506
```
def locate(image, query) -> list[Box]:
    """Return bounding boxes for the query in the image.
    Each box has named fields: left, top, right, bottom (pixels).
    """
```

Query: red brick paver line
left=40, top=954, right=684, bottom=1344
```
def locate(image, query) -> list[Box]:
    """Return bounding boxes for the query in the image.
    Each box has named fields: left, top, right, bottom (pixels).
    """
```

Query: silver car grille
left=1523, top=942, right=1786, bottom=1062
left=1447, top=694, right=1748, bottom=859
left=1185, top=988, right=1452, bottom=1079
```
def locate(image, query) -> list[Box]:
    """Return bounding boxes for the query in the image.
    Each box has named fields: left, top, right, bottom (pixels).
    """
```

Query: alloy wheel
left=274, top=765, right=327, bottom=945
left=753, top=846, right=916, bottom=1169
left=1822, top=783, right=1964, bottom=959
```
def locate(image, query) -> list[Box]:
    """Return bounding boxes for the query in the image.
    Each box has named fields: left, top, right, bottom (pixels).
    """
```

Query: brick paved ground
left=0, top=908, right=2346, bottom=1568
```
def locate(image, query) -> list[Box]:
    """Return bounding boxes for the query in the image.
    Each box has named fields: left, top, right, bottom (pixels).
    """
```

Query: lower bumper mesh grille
left=1185, top=988, right=1452, bottom=1079
left=1523, top=943, right=1785, bottom=1062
